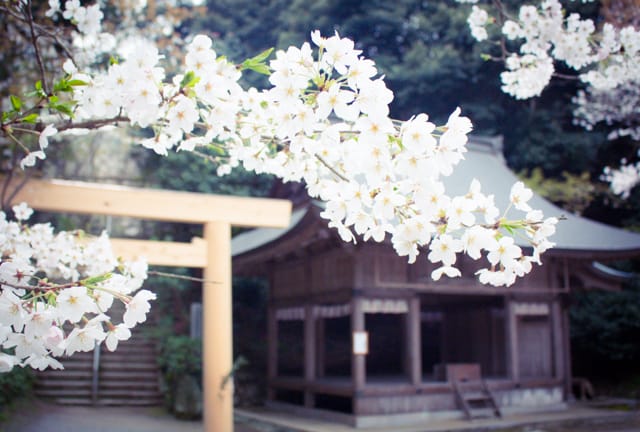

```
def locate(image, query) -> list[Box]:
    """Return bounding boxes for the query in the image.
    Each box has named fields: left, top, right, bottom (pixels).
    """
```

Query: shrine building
left=231, top=137, right=640, bottom=428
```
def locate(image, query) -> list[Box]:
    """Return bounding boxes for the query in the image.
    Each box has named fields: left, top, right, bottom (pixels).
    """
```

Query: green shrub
left=0, top=366, right=35, bottom=417
left=156, top=336, right=202, bottom=409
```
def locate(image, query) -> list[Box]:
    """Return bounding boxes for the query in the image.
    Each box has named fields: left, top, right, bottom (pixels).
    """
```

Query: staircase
left=453, top=378, right=502, bottom=420
left=35, top=327, right=163, bottom=406
left=437, top=363, right=502, bottom=420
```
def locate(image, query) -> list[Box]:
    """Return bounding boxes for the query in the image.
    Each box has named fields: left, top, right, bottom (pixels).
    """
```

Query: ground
left=1, top=398, right=639, bottom=432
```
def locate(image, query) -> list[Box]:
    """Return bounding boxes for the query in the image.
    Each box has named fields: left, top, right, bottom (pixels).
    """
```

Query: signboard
left=353, top=331, right=369, bottom=355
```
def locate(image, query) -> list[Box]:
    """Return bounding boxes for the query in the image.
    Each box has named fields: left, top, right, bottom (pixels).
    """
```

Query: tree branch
left=25, top=0, right=50, bottom=95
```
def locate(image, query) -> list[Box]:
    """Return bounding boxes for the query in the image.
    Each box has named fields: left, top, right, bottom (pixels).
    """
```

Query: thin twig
left=315, top=153, right=350, bottom=182
left=53, top=116, right=130, bottom=132
left=493, top=0, right=509, bottom=62
left=25, top=0, right=50, bottom=95
left=147, top=270, right=220, bottom=284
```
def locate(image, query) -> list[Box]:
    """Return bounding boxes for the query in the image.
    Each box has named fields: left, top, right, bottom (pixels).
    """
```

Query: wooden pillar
left=351, top=298, right=366, bottom=391
left=407, top=297, right=422, bottom=385
left=267, top=306, right=278, bottom=401
left=551, top=300, right=565, bottom=381
left=562, top=303, right=573, bottom=400
left=316, top=318, right=326, bottom=378
left=203, top=222, right=233, bottom=432
left=304, top=304, right=316, bottom=407
left=505, top=299, right=519, bottom=382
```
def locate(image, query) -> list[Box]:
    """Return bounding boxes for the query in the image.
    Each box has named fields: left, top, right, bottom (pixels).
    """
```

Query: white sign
left=353, top=331, right=369, bottom=355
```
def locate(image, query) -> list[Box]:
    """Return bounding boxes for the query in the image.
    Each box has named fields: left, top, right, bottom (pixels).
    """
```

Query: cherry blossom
left=0, top=2, right=564, bottom=371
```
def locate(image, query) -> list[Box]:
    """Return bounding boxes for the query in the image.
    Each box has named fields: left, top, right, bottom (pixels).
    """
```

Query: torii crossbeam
left=7, top=177, right=292, bottom=432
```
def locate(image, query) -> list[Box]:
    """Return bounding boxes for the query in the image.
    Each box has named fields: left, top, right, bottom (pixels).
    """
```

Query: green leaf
left=53, top=79, right=74, bottom=93
left=10, top=95, right=22, bottom=111
left=68, top=79, right=88, bottom=87
left=502, top=224, right=515, bottom=235
left=206, top=144, right=227, bottom=156
left=180, top=71, right=200, bottom=89
left=240, top=48, right=274, bottom=76
left=247, top=48, right=274, bottom=64
left=51, top=103, right=74, bottom=117
left=82, top=273, right=113, bottom=286
left=35, top=80, right=42, bottom=91
left=20, top=113, right=39, bottom=124
left=242, top=62, right=271, bottom=75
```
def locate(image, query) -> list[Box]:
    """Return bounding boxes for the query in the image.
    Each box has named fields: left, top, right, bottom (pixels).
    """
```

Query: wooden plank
left=110, top=238, right=206, bottom=268
left=6, top=177, right=291, bottom=227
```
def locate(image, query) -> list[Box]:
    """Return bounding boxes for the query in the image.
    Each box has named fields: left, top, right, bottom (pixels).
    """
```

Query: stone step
left=99, top=353, right=158, bottom=363
left=94, top=397, right=164, bottom=406
left=99, top=362, right=159, bottom=371
left=37, top=370, right=93, bottom=379
left=99, top=370, right=159, bottom=381
left=36, top=379, right=92, bottom=388
left=99, top=380, right=159, bottom=390
left=94, top=389, right=163, bottom=399
left=35, top=388, right=93, bottom=398
left=35, top=320, right=162, bottom=406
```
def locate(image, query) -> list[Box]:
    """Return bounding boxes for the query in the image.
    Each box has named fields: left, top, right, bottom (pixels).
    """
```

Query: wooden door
left=517, top=316, right=552, bottom=378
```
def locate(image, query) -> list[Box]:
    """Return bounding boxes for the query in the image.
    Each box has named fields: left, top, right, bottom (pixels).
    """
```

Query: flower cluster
left=573, top=80, right=640, bottom=142
left=4, top=3, right=560, bottom=370
left=602, top=158, right=640, bottom=199
left=458, top=0, right=640, bottom=99
left=35, top=30, right=557, bottom=287
left=456, top=0, right=640, bottom=197
left=0, top=204, right=153, bottom=372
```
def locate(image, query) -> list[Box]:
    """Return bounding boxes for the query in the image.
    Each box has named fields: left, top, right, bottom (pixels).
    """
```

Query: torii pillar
left=7, top=177, right=292, bottom=432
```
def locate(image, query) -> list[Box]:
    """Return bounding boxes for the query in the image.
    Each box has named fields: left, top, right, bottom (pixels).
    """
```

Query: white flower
left=401, top=114, right=437, bottom=155
left=502, top=20, right=522, bottom=40
left=167, top=95, right=199, bottom=134
left=20, top=150, right=46, bottom=169
left=0, top=353, right=17, bottom=373
left=56, top=286, right=96, bottom=323
left=510, top=181, right=534, bottom=211
left=105, top=324, right=131, bottom=351
left=123, top=290, right=156, bottom=328
left=487, top=236, right=522, bottom=269
left=468, top=6, right=490, bottom=41
left=12, top=202, right=33, bottom=221
left=431, top=266, right=462, bottom=281
left=25, top=355, right=64, bottom=371
left=428, top=234, right=464, bottom=266
left=62, top=0, right=81, bottom=20
left=45, top=0, right=60, bottom=18
left=462, top=226, right=497, bottom=260
left=0, top=289, right=27, bottom=329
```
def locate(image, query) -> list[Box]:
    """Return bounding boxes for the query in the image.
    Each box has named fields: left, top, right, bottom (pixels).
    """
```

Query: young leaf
left=180, top=71, right=200, bottom=89
left=52, top=103, right=74, bottom=117
left=82, top=273, right=113, bottom=286
left=20, top=113, right=39, bottom=124
left=242, top=62, right=271, bottom=75
left=10, top=95, right=22, bottom=111
left=248, top=48, right=274, bottom=64
left=68, top=79, right=88, bottom=87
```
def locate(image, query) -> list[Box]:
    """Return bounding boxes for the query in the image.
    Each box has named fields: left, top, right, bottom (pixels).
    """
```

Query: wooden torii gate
left=7, top=177, right=292, bottom=432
